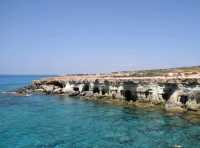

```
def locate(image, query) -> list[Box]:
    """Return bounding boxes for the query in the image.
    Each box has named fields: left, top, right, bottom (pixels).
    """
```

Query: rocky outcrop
left=165, top=90, right=188, bottom=112
left=16, top=76, right=200, bottom=113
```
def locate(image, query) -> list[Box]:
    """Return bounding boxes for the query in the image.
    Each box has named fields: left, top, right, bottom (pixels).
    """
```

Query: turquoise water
left=0, top=76, right=200, bottom=148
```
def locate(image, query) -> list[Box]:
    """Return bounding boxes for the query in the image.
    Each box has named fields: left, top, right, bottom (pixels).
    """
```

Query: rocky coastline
left=16, top=73, right=200, bottom=114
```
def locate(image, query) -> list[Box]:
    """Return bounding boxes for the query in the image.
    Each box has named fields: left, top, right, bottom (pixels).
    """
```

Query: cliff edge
left=17, top=66, right=200, bottom=113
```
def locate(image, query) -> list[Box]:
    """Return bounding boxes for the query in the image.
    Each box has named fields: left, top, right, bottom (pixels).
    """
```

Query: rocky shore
left=16, top=73, right=200, bottom=114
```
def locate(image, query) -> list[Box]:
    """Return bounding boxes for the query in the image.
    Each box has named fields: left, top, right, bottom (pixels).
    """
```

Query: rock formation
left=16, top=73, right=200, bottom=113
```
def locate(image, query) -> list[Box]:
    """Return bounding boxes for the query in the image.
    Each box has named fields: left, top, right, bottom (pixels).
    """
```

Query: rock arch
left=124, top=90, right=136, bottom=101
left=162, top=84, right=178, bottom=101
left=180, top=95, right=188, bottom=104
left=93, top=86, right=100, bottom=94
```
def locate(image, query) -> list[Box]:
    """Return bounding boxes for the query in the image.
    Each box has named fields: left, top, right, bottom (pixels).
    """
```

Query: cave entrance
left=124, top=90, right=132, bottom=101
left=162, top=84, right=178, bottom=101
left=101, top=87, right=108, bottom=95
left=180, top=95, right=188, bottom=104
left=145, top=90, right=151, bottom=98
left=73, top=87, right=79, bottom=91
left=93, top=87, right=100, bottom=94
left=82, top=84, right=89, bottom=91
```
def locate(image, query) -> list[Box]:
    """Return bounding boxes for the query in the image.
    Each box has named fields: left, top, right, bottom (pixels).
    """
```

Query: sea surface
left=0, top=75, right=200, bottom=148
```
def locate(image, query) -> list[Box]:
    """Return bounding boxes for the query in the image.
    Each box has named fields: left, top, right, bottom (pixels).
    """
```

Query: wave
left=0, top=91, right=32, bottom=96
left=25, top=94, right=32, bottom=96
left=0, top=91, right=15, bottom=94
left=0, top=91, right=11, bottom=94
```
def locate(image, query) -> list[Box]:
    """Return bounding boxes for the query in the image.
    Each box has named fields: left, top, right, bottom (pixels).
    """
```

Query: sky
left=0, top=0, right=200, bottom=75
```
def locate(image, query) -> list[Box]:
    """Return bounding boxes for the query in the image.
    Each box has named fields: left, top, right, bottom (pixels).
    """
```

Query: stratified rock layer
left=16, top=74, right=200, bottom=113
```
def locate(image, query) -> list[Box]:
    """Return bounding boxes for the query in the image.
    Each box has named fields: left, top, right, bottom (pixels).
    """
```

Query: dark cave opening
left=145, top=90, right=150, bottom=98
left=124, top=90, right=133, bottom=101
left=73, top=87, right=79, bottom=91
left=162, top=84, right=178, bottom=101
left=180, top=95, right=188, bottom=104
left=93, top=87, right=100, bottom=94
left=82, top=84, right=90, bottom=91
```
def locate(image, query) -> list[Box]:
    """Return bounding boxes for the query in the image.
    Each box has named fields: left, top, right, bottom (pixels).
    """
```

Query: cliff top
left=43, top=66, right=200, bottom=84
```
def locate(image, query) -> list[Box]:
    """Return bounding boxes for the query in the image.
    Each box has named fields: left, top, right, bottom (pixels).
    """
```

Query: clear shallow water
left=0, top=76, right=200, bottom=148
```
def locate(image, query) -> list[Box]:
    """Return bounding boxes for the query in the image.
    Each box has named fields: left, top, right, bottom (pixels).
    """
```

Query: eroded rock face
left=165, top=90, right=188, bottom=112
left=136, top=84, right=165, bottom=103
left=16, top=78, right=200, bottom=113
left=186, top=91, right=200, bottom=111
left=164, top=87, right=200, bottom=112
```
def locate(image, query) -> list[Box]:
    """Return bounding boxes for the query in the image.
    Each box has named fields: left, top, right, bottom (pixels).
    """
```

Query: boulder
left=16, top=84, right=36, bottom=94
left=165, top=90, right=188, bottom=112
left=165, top=102, right=186, bottom=112
left=53, top=88, right=63, bottom=94
left=81, top=91, right=94, bottom=97
left=41, top=85, right=54, bottom=94
left=186, top=91, right=200, bottom=111
left=62, top=83, right=74, bottom=93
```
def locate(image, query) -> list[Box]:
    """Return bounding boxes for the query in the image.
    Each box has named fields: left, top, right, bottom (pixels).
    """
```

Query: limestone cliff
left=16, top=73, right=200, bottom=113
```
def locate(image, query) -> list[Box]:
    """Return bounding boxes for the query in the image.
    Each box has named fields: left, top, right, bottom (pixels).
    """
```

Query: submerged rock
left=68, top=91, right=80, bottom=96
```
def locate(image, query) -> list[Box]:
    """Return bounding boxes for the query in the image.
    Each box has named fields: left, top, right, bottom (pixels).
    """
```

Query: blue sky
left=0, top=0, right=200, bottom=74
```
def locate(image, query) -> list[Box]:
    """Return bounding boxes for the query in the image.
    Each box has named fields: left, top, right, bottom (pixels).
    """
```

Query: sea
left=0, top=75, right=200, bottom=148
